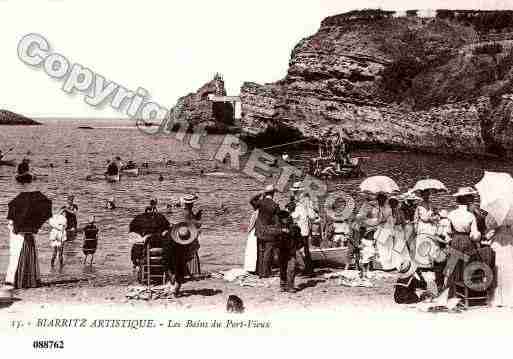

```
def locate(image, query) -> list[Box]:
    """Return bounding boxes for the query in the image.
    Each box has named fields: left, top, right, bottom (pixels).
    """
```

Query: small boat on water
left=0, top=159, right=16, bottom=167
left=77, top=125, right=94, bottom=130
left=310, top=246, right=352, bottom=268
left=105, top=174, right=120, bottom=183
left=15, top=172, right=35, bottom=184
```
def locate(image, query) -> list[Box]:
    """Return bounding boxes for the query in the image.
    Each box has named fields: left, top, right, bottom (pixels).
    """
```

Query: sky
left=0, top=0, right=511, bottom=119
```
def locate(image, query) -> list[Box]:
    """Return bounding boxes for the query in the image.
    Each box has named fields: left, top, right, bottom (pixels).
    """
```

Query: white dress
left=5, top=224, right=23, bottom=285
left=490, top=226, right=513, bottom=307
left=243, top=211, right=258, bottom=272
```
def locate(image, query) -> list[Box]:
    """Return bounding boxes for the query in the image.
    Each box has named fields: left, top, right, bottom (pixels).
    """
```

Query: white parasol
left=475, top=171, right=513, bottom=226
left=412, top=179, right=448, bottom=193
left=359, top=175, right=399, bottom=194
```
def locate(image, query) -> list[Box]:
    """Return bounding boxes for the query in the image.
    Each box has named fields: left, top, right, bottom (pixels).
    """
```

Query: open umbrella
left=129, top=212, right=170, bottom=236
left=412, top=179, right=448, bottom=193
left=7, top=191, right=52, bottom=234
left=359, top=176, right=399, bottom=194
left=475, top=171, right=513, bottom=226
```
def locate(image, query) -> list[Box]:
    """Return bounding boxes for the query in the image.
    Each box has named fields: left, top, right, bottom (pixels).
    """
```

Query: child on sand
left=82, top=216, right=99, bottom=265
left=394, top=260, right=428, bottom=304
left=49, top=207, right=67, bottom=268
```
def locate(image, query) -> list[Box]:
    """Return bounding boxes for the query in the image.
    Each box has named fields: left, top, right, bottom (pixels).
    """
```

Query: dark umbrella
left=129, top=212, right=170, bottom=236
left=7, top=191, right=52, bottom=234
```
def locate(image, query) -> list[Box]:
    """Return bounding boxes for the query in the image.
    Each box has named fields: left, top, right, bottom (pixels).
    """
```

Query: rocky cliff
left=240, top=11, right=513, bottom=156
left=0, top=110, right=40, bottom=125
left=168, top=74, right=234, bottom=133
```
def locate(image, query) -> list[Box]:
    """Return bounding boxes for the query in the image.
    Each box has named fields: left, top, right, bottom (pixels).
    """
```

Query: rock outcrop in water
left=168, top=73, right=235, bottom=133
left=239, top=9, right=513, bottom=156
left=0, top=110, right=40, bottom=125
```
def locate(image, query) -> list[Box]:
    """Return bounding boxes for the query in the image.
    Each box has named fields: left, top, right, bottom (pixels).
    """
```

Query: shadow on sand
left=297, top=279, right=325, bottom=292
left=0, top=297, right=21, bottom=310
left=179, top=288, right=222, bottom=298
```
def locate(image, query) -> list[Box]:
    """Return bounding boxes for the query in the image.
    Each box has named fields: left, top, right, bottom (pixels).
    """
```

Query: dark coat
left=394, top=270, right=427, bottom=304
left=250, top=195, right=281, bottom=242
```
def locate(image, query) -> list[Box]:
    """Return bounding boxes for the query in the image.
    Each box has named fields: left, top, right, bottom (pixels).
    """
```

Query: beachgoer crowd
left=2, top=152, right=513, bottom=309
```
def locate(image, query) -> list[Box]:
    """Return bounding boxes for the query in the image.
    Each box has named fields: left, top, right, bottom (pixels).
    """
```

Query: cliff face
left=168, top=75, right=234, bottom=133
left=0, top=110, right=40, bottom=125
left=240, top=14, right=513, bottom=156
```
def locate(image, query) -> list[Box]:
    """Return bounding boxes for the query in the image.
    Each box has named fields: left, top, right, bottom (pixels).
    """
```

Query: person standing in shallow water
left=82, top=216, right=99, bottom=266
left=181, top=194, right=202, bottom=277
left=63, top=195, right=78, bottom=240
left=49, top=207, right=67, bottom=268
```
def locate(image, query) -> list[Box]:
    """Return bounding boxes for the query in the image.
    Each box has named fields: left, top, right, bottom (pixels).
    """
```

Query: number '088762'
left=32, top=340, right=64, bottom=349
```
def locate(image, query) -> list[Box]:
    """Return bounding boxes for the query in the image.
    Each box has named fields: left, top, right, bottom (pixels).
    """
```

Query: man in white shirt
left=291, top=184, right=318, bottom=275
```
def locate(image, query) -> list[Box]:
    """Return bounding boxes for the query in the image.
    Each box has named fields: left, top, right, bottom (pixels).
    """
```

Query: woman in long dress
left=485, top=216, right=513, bottom=307
left=355, top=193, right=383, bottom=276
left=4, top=220, right=40, bottom=289
left=372, top=194, right=396, bottom=270
left=413, top=189, right=440, bottom=269
left=412, top=189, right=443, bottom=294
left=243, top=210, right=258, bottom=273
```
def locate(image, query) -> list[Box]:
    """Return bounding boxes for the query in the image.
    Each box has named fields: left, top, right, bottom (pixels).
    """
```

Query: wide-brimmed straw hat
left=170, top=221, right=199, bottom=246
left=182, top=194, right=198, bottom=204
left=290, top=181, right=303, bottom=192
left=452, top=187, right=478, bottom=197
left=397, top=260, right=417, bottom=279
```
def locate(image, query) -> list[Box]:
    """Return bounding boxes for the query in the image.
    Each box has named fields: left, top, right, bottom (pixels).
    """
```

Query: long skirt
left=413, top=233, right=441, bottom=269
left=390, top=226, right=411, bottom=269
left=491, top=229, right=513, bottom=307
left=185, top=238, right=201, bottom=277
left=5, top=233, right=40, bottom=289
left=375, top=227, right=395, bottom=270
left=243, top=229, right=257, bottom=272
left=447, top=232, right=495, bottom=298
left=186, top=251, right=201, bottom=277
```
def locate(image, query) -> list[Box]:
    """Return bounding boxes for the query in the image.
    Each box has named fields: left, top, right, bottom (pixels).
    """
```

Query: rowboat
left=310, top=246, right=352, bottom=268
left=105, top=174, right=120, bottom=183
left=0, top=160, right=15, bottom=167
left=121, top=167, right=140, bottom=176
left=15, top=173, right=35, bottom=184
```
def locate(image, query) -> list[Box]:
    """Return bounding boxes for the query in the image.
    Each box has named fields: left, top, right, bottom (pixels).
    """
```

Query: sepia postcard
left=2, top=0, right=513, bottom=356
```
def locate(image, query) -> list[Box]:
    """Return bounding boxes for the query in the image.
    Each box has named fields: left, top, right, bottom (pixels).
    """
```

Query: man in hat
left=250, top=184, right=282, bottom=278
left=290, top=183, right=318, bottom=275
left=285, top=182, right=302, bottom=213
left=394, top=260, right=427, bottom=304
